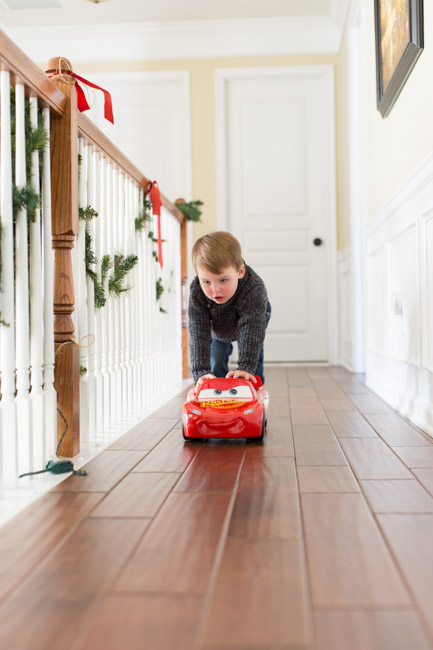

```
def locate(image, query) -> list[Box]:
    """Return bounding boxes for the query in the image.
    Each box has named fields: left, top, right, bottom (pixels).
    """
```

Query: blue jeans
left=210, top=302, right=271, bottom=384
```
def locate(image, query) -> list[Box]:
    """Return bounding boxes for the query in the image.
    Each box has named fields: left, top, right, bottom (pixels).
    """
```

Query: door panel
left=219, top=67, right=335, bottom=362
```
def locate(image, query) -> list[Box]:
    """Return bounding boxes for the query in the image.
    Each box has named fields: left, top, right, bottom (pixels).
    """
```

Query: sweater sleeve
left=188, top=279, right=212, bottom=382
left=236, top=279, right=268, bottom=375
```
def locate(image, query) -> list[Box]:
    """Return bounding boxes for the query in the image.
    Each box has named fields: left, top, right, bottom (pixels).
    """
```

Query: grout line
left=191, top=444, right=247, bottom=647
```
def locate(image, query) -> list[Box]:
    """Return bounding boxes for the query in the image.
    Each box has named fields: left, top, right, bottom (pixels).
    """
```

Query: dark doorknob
left=313, top=238, right=323, bottom=246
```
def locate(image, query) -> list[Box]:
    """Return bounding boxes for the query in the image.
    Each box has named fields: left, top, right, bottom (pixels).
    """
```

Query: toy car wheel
left=182, top=421, right=202, bottom=442
left=257, top=413, right=266, bottom=442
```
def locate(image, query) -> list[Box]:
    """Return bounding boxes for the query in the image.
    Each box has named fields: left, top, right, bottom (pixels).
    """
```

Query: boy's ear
left=238, top=264, right=246, bottom=278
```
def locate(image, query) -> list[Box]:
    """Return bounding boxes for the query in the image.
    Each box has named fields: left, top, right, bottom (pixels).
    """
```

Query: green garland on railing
left=79, top=205, right=138, bottom=309
left=0, top=87, right=49, bottom=327
left=109, top=254, right=138, bottom=296
left=175, top=199, right=203, bottom=222
left=135, top=199, right=152, bottom=232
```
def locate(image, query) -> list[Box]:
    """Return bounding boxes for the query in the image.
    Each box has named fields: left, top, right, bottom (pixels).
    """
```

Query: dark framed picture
left=374, top=0, right=424, bottom=117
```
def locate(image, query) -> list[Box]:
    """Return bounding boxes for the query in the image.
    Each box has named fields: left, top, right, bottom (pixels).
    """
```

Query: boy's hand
left=195, top=373, right=216, bottom=391
left=226, top=370, right=257, bottom=383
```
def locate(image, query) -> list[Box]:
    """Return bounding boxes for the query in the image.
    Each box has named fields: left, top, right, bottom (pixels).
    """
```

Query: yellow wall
left=78, top=54, right=338, bottom=242
left=336, top=22, right=351, bottom=250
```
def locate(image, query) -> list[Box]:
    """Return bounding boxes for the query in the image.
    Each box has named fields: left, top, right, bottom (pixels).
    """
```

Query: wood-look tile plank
left=132, top=428, right=200, bottom=472
left=0, top=492, right=102, bottom=601
left=147, top=397, right=186, bottom=419
left=0, top=518, right=149, bottom=650
left=291, top=406, right=329, bottom=425
left=347, top=393, right=393, bottom=413
left=391, top=446, right=433, bottom=468
left=91, top=472, right=180, bottom=518
left=364, top=413, right=429, bottom=446
left=301, top=493, right=411, bottom=606
left=360, top=479, right=433, bottom=514
left=77, top=595, right=201, bottom=650
left=378, top=513, right=433, bottom=639
left=293, top=425, right=348, bottom=466
left=412, top=468, right=433, bottom=496
left=313, top=610, right=431, bottom=650
left=297, top=466, right=360, bottom=493
left=109, top=418, right=178, bottom=451
left=114, top=492, right=230, bottom=595
left=228, top=457, right=301, bottom=540
left=174, top=443, right=244, bottom=492
left=52, top=450, right=148, bottom=492
left=196, top=539, right=310, bottom=648
left=338, top=438, right=413, bottom=479
left=326, top=411, right=378, bottom=438
left=246, top=419, right=294, bottom=458
left=320, top=396, right=356, bottom=411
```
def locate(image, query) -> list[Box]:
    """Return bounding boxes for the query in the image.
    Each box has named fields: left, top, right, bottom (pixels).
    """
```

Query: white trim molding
left=365, top=151, right=433, bottom=439
left=4, top=15, right=344, bottom=64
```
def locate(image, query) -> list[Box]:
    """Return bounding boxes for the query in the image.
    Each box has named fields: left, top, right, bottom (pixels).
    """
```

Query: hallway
left=1, top=366, right=433, bottom=649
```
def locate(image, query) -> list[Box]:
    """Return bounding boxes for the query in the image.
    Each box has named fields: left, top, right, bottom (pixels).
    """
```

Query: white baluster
left=106, top=162, right=116, bottom=429
left=118, top=173, right=127, bottom=421
left=0, top=71, right=17, bottom=486
left=93, top=153, right=103, bottom=435
left=77, top=139, right=90, bottom=439
left=99, top=157, right=111, bottom=434
left=41, top=107, right=57, bottom=461
left=111, top=167, right=121, bottom=426
left=29, top=97, right=44, bottom=470
left=123, top=176, right=132, bottom=420
left=14, top=83, right=32, bottom=477
left=85, top=147, right=96, bottom=439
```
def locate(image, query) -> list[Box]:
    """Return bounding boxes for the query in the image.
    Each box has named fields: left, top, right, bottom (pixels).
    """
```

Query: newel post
left=45, top=57, right=80, bottom=457
left=175, top=199, right=189, bottom=379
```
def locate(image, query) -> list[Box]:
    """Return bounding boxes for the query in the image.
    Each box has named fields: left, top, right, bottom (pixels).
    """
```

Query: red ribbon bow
left=148, top=181, right=163, bottom=269
left=48, top=70, right=114, bottom=124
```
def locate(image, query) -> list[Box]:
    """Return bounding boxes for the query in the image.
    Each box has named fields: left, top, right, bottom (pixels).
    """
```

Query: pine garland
left=109, top=254, right=138, bottom=296
left=1, top=86, right=48, bottom=326
left=135, top=199, right=152, bottom=232
left=175, top=199, right=203, bottom=222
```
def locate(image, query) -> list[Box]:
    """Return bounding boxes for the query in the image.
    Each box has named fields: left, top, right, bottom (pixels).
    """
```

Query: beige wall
left=336, top=27, right=350, bottom=250
left=78, top=54, right=338, bottom=243
left=362, top=0, right=433, bottom=220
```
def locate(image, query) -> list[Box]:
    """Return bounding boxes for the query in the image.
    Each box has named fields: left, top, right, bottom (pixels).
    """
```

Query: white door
left=82, top=70, right=192, bottom=202
left=216, top=66, right=337, bottom=363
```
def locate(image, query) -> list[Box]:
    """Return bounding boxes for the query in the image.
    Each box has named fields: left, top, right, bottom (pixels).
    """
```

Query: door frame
left=214, top=65, right=338, bottom=364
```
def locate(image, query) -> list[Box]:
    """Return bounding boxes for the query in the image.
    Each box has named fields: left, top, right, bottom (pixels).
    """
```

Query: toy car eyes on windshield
left=198, top=386, right=253, bottom=400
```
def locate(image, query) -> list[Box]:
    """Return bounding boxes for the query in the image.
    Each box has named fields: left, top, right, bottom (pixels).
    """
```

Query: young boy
left=188, top=231, right=271, bottom=389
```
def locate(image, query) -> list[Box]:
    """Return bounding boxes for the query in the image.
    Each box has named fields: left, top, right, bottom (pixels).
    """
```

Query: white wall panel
left=365, top=152, right=433, bottom=438
left=366, top=245, right=386, bottom=356
left=421, top=210, right=433, bottom=371
left=388, top=225, right=419, bottom=365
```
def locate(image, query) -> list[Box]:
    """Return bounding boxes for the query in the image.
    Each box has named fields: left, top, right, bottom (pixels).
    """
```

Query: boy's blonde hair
left=192, top=231, right=243, bottom=274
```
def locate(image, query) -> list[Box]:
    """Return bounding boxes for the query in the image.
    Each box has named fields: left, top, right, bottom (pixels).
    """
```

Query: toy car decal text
left=199, top=400, right=248, bottom=409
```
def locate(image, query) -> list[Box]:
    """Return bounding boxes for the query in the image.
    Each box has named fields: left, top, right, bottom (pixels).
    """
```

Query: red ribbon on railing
left=48, top=70, right=114, bottom=124
left=148, top=181, right=163, bottom=269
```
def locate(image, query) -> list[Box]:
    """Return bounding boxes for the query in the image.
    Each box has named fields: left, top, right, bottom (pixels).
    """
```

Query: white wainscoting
left=365, top=153, right=433, bottom=438
left=337, top=246, right=354, bottom=371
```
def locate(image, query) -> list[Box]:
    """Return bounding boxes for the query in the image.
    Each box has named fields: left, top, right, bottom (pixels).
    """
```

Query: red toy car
left=182, top=376, right=268, bottom=441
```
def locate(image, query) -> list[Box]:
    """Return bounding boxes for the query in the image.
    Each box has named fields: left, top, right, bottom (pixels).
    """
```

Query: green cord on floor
left=19, top=460, right=87, bottom=479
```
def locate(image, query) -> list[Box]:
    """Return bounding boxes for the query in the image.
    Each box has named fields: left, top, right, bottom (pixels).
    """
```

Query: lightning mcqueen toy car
left=182, top=376, right=268, bottom=441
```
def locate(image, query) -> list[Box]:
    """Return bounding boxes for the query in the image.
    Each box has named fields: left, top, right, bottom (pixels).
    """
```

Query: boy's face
left=196, top=264, right=245, bottom=304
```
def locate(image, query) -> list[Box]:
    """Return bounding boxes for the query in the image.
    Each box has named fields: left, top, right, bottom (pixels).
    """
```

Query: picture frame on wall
left=374, top=0, right=424, bottom=117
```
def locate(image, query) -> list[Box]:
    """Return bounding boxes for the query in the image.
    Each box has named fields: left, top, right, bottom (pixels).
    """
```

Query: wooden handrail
left=0, top=29, right=65, bottom=115
left=77, top=113, right=185, bottom=225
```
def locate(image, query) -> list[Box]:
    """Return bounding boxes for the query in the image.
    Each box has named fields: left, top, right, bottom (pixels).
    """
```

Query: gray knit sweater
left=188, top=264, right=268, bottom=382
